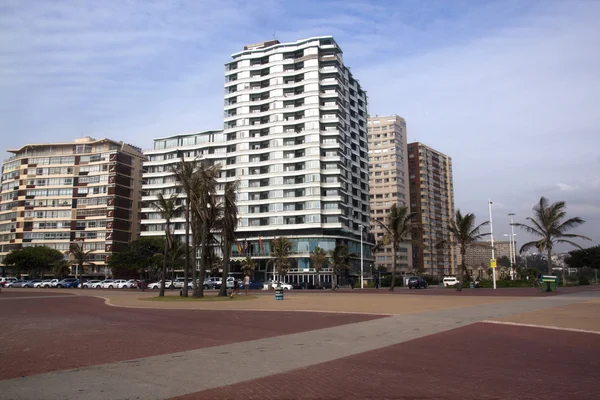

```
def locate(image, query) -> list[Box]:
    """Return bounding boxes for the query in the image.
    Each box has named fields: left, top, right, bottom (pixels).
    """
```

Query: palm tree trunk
left=458, top=247, right=465, bottom=292
left=197, top=227, right=208, bottom=298
left=219, top=237, right=230, bottom=297
left=191, top=235, right=198, bottom=297
left=159, top=237, right=167, bottom=297
left=316, top=270, right=319, bottom=288
left=183, top=201, right=190, bottom=297
left=389, top=245, right=397, bottom=291
left=545, top=246, right=553, bottom=276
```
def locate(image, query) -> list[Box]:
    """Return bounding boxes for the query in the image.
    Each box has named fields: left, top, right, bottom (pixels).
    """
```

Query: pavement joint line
left=481, top=320, right=600, bottom=335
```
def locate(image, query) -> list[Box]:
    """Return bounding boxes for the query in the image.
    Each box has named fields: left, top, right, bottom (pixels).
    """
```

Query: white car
left=117, top=279, right=138, bottom=289
left=442, top=277, right=459, bottom=287
left=82, top=280, right=102, bottom=288
left=103, top=279, right=127, bottom=289
left=35, top=279, right=54, bottom=288
left=203, top=277, right=222, bottom=289
left=264, top=280, right=293, bottom=290
left=92, top=279, right=113, bottom=288
left=43, top=279, right=60, bottom=288
left=147, top=280, right=173, bottom=289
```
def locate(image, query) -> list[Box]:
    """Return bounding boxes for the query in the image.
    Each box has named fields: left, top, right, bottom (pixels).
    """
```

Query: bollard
left=275, top=287, right=284, bottom=300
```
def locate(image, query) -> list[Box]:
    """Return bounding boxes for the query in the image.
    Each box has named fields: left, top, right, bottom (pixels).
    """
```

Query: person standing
left=234, top=277, right=240, bottom=296
left=244, top=275, right=250, bottom=296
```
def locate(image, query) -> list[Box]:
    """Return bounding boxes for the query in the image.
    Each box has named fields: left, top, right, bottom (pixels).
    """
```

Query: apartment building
left=0, top=137, right=145, bottom=276
left=142, top=36, right=373, bottom=285
left=407, top=142, right=455, bottom=276
left=367, top=115, right=411, bottom=273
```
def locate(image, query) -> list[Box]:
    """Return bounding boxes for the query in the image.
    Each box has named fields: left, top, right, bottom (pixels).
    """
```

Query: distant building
left=407, top=142, right=455, bottom=276
left=457, top=240, right=514, bottom=276
left=367, top=115, right=411, bottom=273
left=0, top=137, right=145, bottom=276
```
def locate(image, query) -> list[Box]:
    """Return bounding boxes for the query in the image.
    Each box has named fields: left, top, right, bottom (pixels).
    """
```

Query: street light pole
left=489, top=200, right=497, bottom=290
left=509, top=213, right=517, bottom=279
left=359, top=225, right=364, bottom=289
left=504, top=233, right=516, bottom=281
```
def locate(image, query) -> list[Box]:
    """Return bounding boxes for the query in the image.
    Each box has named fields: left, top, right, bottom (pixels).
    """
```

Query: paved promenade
left=0, top=287, right=598, bottom=400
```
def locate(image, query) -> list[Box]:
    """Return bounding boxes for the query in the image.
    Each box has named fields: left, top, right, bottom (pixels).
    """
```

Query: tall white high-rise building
left=141, top=36, right=373, bottom=285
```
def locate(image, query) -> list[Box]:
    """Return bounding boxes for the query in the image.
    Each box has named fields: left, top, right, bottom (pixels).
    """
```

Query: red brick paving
left=0, top=290, right=75, bottom=298
left=0, top=296, right=381, bottom=380
left=179, top=323, right=600, bottom=400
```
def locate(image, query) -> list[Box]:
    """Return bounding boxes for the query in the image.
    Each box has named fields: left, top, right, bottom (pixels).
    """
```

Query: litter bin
left=540, top=275, right=558, bottom=292
left=275, top=287, right=284, bottom=300
left=469, top=282, right=474, bottom=289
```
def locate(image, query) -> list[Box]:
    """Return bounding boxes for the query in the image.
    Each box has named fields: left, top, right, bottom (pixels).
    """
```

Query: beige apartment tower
left=367, top=115, right=411, bottom=273
left=407, top=142, right=455, bottom=276
left=0, top=137, right=145, bottom=277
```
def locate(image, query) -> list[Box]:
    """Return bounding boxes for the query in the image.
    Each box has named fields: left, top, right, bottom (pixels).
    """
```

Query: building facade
left=141, top=36, right=373, bottom=285
left=458, top=240, right=516, bottom=278
left=367, top=115, right=411, bottom=273
left=0, top=137, right=145, bottom=276
left=407, top=142, right=455, bottom=276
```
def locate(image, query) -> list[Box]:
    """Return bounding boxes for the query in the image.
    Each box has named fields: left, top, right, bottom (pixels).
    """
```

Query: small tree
left=149, top=193, right=180, bottom=297
left=379, top=204, right=419, bottom=291
left=241, top=256, right=256, bottom=277
left=440, top=210, right=490, bottom=291
left=309, top=246, right=327, bottom=288
left=329, top=244, right=352, bottom=290
left=514, top=196, right=591, bottom=285
left=271, top=237, right=292, bottom=282
left=68, top=243, right=93, bottom=287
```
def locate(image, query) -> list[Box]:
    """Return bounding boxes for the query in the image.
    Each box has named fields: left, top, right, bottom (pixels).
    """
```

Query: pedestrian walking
left=244, top=275, right=250, bottom=296
left=234, top=277, right=240, bottom=296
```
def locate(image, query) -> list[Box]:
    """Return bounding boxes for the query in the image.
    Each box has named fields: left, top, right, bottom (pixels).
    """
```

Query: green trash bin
left=540, top=276, right=558, bottom=292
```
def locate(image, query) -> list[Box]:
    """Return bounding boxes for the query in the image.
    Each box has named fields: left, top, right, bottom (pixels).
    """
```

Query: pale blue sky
left=1, top=0, right=598, bottom=249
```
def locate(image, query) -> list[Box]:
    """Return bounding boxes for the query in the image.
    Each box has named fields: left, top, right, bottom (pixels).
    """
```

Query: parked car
left=443, top=277, right=459, bottom=287
left=264, top=280, right=293, bottom=290
left=34, top=279, right=52, bottom=288
left=0, top=277, right=17, bottom=287
left=92, top=279, right=112, bottom=289
left=40, top=279, right=59, bottom=288
left=292, top=281, right=319, bottom=290
left=173, top=278, right=196, bottom=289
left=82, top=280, right=102, bottom=289
left=7, top=280, right=27, bottom=288
left=239, top=279, right=264, bottom=290
left=56, top=278, right=79, bottom=288
left=104, top=279, right=127, bottom=289
left=408, top=276, right=428, bottom=289
left=225, top=277, right=243, bottom=289
left=22, top=279, right=43, bottom=288
left=117, top=279, right=138, bottom=289
left=203, top=277, right=222, bottom=289
left=147, top=280, right=174, bottom=289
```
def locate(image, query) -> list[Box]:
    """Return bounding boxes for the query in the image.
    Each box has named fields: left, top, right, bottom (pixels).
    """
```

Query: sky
left=0, top=0, right=598, bottom=251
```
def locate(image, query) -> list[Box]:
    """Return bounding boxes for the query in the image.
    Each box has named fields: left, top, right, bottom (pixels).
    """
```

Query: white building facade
left=141, top=36, right=373, bottom=285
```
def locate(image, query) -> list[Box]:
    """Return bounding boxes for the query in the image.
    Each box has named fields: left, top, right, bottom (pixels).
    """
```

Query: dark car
left=408, top=276, right=428, bottom=289
left=239, top=280, right=264, bottom=290
left=56, top=278, right=80, bottom=288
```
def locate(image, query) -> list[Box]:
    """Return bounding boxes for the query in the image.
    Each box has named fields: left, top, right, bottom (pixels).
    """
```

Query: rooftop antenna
left=273, top=32, right=277, bottom=40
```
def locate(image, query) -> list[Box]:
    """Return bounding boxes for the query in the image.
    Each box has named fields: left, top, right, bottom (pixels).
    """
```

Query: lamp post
left=489, top=200, right=497, bottom=290
left=508, top=213, right=517, bottom=264
left=504, top=233, right=516, bottom=280
left=359, top=225, right=364, bottom=289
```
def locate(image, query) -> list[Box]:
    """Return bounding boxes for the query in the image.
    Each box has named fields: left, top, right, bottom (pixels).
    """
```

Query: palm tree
left=271, top=236, right=292, bottom=283
left=329, top=244, right=352, bottom=290
left=149, top=193, right=181, bottom=297
left=309, top=246, right=327, bottom=288
left=514, top=196, right=591, bottom=285
left=190, top=162, right=221, bottom=297
left=378, top=204, right=419, bottom=291
left=442, top=210, right=490, bottom=290
left=241, top=256, right=256, bottom=277
left=171, top=156, right=196, bottom=297
left=218, top=180, right=240, bottom=297
left=68, top=243, right=93, bottom=288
